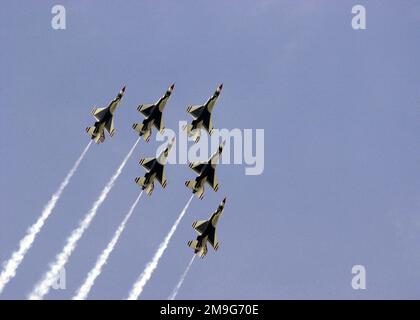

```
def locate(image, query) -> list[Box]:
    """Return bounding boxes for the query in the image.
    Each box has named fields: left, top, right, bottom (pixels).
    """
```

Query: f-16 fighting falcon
left=185, top=141, right=225, bottom=199
left=132, top=84, right=174, bottom=142
left=184, top=84, right=223, bottom=143
left=134, top=137, right=175, bottom=196
left=188, top=197, right=226, bottom=258
left=86, top=86, right=126, bottom=144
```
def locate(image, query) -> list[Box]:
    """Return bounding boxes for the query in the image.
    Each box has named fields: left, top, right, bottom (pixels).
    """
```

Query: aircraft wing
left=138, top=104, right=155, bottom=118
left=104, top=118, right=115, bottom=137
left=152, top=112, right=164, bottom=132
left=206, top=172, right=219, bottom=192
left=92, top=107, right=108, bottom=121
left=156, top=167, right=167, bottom=188
left=208, top=229, right=219, bottom=251
left=187, top=105, right=205, bottom=119
left=139, top=157, right=155, bottom=171
left=192, top=220, right=209, bottom=235
left=189, top=162, right=206, bottom=175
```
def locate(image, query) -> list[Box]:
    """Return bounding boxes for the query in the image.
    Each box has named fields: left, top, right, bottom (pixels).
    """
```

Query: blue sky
left=0, top=0, right=419, bottom=299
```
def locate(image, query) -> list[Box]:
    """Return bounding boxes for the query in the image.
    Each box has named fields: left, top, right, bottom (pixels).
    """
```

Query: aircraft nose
left=218, top=83, right=223, bottom=91
left=121, top=86, right=126, bottom=92
left=169, top=83, right=175, bottom=90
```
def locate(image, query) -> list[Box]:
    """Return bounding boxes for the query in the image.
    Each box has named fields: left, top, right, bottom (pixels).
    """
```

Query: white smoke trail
left=0, top=141, right=92, bottom=295
left=168, top=255, right=196, bottom=300
left=73, top=191, right=143, bottom=300
left=127, top=195, right=194, bottom=300
left=28, top=138, right=140, bottom=300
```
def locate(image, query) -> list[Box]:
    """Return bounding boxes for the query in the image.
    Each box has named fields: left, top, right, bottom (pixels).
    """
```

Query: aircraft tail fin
left=199, top=245, right=208, bottom=258
left=185, top=180, right=197, bottom=193
left=189, top=128, right=201, bottom=143
left=188, top=240, right=207, bottom=257
left=132, top=122, right=143, bottom=134
left=135, top=177, right=154, bottom=196
left=187, top=240, right=198, bottom=250
left=86, top=126, right=104, bottom=143
left=142, top=129, right=152, bottom=142
left=86, top=126, right=95, bottom=137
left=185, top=123, right=193, bottom=134
left=183, top=124, right=200, bottom=142
left=185, top=180, right=204, bottom=200
left=135, top=177, right=146, bottom=187
left=133, top=123, right=151, bottom=142
left=145, top=183, right=154, bottom=196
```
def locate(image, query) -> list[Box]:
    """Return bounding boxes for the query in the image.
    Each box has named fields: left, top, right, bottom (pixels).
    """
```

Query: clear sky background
left=0, top=0, right=419, bottom=299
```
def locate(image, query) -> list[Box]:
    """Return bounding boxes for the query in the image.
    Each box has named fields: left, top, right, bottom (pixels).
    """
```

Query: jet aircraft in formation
left=132, top=84, right=175, bottom=142
left=185, top=141, right=225, bottom=200
left=85, top=84, right=227, bottom=257
left=188, top=197, right=226, bottom=258
left=184, top=84, right=223, bottom=142
left=135, top=137, right=175, bottom=196
left=86, top=86, right=126, bottom=144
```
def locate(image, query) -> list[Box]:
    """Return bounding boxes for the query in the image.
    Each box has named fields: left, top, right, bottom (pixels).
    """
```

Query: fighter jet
left=188, top=197, right=226, bottom=258
left=86, top=86, right=126, bottom=144
left=132, top=84, right=174, bottom=142
left=134, top=137, right=175, bottom=196
left=184, top=84, right=223, bottom=142
left=185, top=141, right=225, bottom=200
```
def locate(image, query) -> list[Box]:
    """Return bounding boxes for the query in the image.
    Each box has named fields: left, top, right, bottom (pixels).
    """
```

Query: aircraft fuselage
left=195, top=164, right=214, bottom=186
left=141, top=106, right=161, bottom=129
left=192, top=108, right=210, bottom=129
